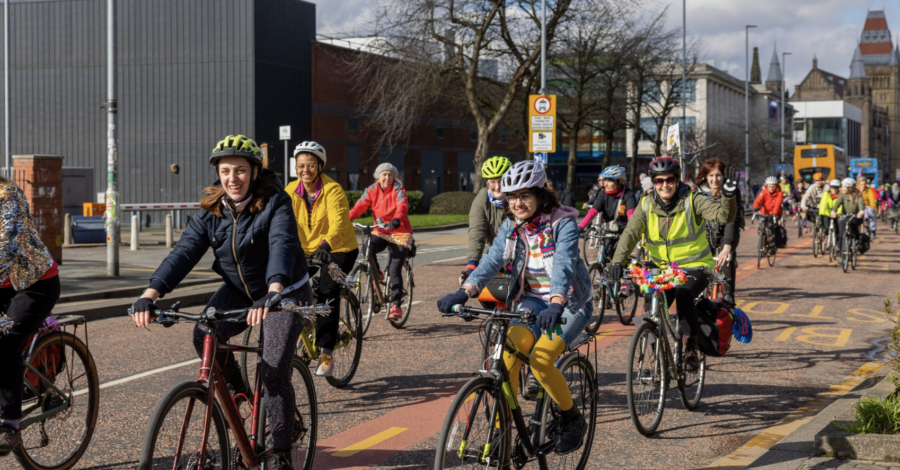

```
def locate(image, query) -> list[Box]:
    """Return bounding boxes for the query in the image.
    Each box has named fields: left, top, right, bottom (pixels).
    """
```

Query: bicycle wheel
left=797, top=218, right=803, bottom=238
left=812, top=226, right=820, bottom=258
left=139, top=382, right=230, bottom=470
left=756, top=232, right=764, bottom=269
left=766, top=233, right=776, bottom=267
left=616, top=278, right=639, bottom=326
left=538, top=354, right=597, bottom=470
left=389, top=259, right=414, bottom=329
left=626, top=321, right=667, bottom=436
left=350, top=265, right=375, bottom=337
left=585, top=263, right=607, bottom=333
left=326, top=290, right=363, bottom=388
left=851, top=244, right=858, bottom=270
left=434, top=377, right=510, bottom=469
left=829, top=231, right=837, bottom=262
left=580, top=234, right=599, bottom=268
left=14, top=331, right=100, bottom=470
left=841, top=233, right=850, bottom=273
left=677, top=353, right=706, bottom=411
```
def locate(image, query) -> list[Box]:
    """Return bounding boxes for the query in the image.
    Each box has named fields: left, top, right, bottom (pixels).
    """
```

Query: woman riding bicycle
left=349, top=163, right=412, bottom=321
left=801, top=173, right=827, bottom=232
left=285, top=141, right=358, bottom=378
left=130, top=134, right=309, bottom=470
left=695, top=158, right=744, bottom=304
left=436, top=160, right=593, bottom=455
left=0, top=175, right=61, bottom=455
left=857, top=177, right=878, bottom=238
left=577, top=165, right=636, bottom=257
left=607, top=156, right=737, bottom=372
left=831, top=178, right=867, bottom=250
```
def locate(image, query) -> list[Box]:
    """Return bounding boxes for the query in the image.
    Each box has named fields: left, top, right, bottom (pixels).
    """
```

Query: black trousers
left=369, top=237, right=409, bottom=305
left=0, top=276, right=61, bottom=421
left=315, top=249, right=358, bottom=350
left=720, top=232, right=739, bottom=303
left=642, top=269, right=708, bottom=339
left=837, top=217, right=862, bottom=248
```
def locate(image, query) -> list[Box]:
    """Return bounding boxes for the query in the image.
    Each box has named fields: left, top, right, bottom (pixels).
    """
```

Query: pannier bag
left=695, top=298, right=733, bottom=357
left=858, top=233, right=871, bottom=254
left=774, top=225, right=788, bottom=248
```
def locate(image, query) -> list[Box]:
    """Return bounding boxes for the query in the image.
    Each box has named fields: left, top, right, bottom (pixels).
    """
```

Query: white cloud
left=308, top=0, right=376, bottom=37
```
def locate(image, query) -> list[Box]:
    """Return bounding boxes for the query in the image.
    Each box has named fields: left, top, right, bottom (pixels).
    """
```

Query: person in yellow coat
left=285, top=141, right=358, bottom=377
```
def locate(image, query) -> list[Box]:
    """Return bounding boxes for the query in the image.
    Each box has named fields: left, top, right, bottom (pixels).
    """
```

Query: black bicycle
left=756, top=214, right=777, bottom=268
left=838, top=215, right=860, bottom=273
left=583, top=232, right=640, bottom=329
left=349, top=222, right=415, bottom=333
left=434, top=306, right=598, bottom=470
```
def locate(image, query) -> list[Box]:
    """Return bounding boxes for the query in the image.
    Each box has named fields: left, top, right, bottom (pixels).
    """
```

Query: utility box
left=82, top=203, right=105, bottom=217
left=70, top=216, right=106, bottom=244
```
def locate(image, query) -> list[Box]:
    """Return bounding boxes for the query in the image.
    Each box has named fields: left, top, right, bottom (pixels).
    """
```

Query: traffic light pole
left=105, top=0, right=119, bottom=276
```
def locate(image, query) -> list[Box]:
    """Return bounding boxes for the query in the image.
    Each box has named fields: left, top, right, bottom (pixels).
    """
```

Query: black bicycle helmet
left=648, top=156, right=680, bottom=178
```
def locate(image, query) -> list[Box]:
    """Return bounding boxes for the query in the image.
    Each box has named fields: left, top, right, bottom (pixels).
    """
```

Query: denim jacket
left=464, top=208, right=592, bottom=312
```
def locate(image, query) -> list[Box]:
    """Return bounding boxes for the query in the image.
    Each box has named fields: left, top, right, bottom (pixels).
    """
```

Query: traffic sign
left=279, top=126, right=291, bottom=141
left=775, top=164, right=786, bottom=171
left=534, top=153, right=548, bottom=164
left=528, top=95, right=556, bottom=153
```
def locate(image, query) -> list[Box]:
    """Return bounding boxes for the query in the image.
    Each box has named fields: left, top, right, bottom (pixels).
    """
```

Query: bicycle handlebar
left=353, top=222, right=391, bottom=231
left=127, top=299, right=332, bottom=326
left=443, top=305, right=566, bottom=325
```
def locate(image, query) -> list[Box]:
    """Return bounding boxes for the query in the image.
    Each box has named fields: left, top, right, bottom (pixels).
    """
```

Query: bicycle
left=134, top=299, right=326, bottom=470
left=756, top=214, right=777, bottom=268
left=434, top=305, right=598, bottom=470
left=793, top=203, right=806, bottom=238
left=838, top=215, right=860, bottom=273
left=811, top=214, right=826, bottom=258
left=583, top=232, right=640, bottom=329
left=579, top=219, right=605, bottom=267
left=0, top=314, right=99, bottom=470
left=350, top=222, right=415, bottom=333
left=625, top=263, right=707, bottom=436
left=240, top=262, right=363, bottom=389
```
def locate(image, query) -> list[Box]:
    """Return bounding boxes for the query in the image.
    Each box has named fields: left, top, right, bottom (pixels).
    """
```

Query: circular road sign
left=534, top=96, right=552, bottom=114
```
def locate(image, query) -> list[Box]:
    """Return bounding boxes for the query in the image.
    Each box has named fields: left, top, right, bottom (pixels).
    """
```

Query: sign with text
left=528, top=94, right=557, bottom=153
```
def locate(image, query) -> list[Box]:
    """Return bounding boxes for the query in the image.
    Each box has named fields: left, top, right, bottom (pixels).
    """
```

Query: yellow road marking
left=331, top=427, right=408, bottom=457
left=705, top=360, right=886, bottom=468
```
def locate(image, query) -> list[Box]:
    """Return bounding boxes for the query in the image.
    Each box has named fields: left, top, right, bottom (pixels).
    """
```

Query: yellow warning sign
left=528, top=95, right=556, bottom=153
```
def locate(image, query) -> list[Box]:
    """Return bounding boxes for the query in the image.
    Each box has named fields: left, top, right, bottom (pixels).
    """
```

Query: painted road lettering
left=791, top=305, right=833, bottom=319
left=775, top=327, right=852, bottom=347
left=846, top=308, right=889, bottom=323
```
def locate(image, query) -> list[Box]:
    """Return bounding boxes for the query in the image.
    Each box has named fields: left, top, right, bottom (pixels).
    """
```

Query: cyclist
left=436, top=161, right=592, bottom=454
left=0, top=175, right=61, bottom=455
left=607, top=156, right=738, bottom=372
left=285, top=141, right=358, bottom=378
left=577, top=165, right=636, bottom=257
left=819, top=179, right=843, bottom=233
left=130, top=135, right=309, bottom=470
left=831, top=177, right=867, bottom=250
left=888, top=182, right=900, bottom=229
left=349, top=162, right=412, bottom=321
left=695, top=158, right=743, bottom=304
left=754, top=176, right=784, bottom=246
left=858, top=178, right=878, bottom=238
left=465, top=156, right=512, bottom=280
left=800, top=173, right=827, bottom=234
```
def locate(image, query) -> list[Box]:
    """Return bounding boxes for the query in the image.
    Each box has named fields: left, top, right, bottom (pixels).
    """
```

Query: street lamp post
left=780, top=52, right=792, bottom=169
left=681, top=0, right=686, bottom=176
left=745, top=25, right=757, bottom=193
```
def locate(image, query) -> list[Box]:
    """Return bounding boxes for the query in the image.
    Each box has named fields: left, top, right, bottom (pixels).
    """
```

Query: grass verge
left=353, top=214, right=469, bottom=228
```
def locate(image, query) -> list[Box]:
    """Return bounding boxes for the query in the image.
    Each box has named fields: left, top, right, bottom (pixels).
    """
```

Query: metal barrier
left=120, top=203, right=200, bottom=231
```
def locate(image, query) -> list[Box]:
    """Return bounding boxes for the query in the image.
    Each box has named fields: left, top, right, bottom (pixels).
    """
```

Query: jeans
left=865, top=207, right=877, bottom=233
left=369, top=237, right=408, bottom=306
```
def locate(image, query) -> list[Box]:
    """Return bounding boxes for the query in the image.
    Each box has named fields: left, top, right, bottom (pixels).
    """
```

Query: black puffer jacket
left=149, top=170, right=307, bottom=300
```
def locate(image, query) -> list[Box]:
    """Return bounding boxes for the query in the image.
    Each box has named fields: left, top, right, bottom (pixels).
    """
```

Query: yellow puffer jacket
left=285, top=175, right=358, bottom=255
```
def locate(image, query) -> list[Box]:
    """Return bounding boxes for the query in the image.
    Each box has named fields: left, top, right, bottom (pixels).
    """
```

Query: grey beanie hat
left=641, top=177, right=654, bottom=192
left=375, top=163, right=399, bottom=178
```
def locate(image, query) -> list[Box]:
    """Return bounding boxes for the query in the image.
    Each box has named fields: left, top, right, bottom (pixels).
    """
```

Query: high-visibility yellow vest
left=642, top=193, right=714, bottom=268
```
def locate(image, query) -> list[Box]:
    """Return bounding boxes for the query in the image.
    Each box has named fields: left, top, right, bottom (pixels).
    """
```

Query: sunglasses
left=653, top=176, right=677, bottom=186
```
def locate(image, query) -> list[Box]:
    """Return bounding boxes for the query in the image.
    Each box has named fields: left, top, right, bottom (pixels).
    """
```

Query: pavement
left=4, top=218, right=898, bottom=469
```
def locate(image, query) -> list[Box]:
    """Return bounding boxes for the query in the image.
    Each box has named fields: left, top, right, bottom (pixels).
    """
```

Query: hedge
left=344, top=189, right=424, bottom=216
left=429, top=191, right=477, bottom=215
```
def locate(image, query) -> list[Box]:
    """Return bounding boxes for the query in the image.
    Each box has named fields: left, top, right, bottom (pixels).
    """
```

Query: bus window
left=800, top=149, right=828, bottom=158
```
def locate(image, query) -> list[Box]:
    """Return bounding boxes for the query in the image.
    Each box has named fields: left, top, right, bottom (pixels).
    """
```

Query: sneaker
left=315, top=354, right=334, bottom=377
left=388, top=304, right=403, bottom=321
left=0, top=426, right=20, bottom=456
left=684, top=338, right=700, bottom=372
left=523, top=371, right=541, bottom=400
left=554, top=406, right=586, bottom=454
left=269, top=451, right=293, bottom=470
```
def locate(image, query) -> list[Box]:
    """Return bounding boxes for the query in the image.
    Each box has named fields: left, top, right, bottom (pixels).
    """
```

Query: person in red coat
left=753, top=176, right=784, bottom=217
left=349, top=163, right=412, bottom=320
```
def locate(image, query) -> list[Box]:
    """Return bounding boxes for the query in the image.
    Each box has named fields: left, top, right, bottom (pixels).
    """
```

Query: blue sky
left=310, top=0, right=900, bottom=95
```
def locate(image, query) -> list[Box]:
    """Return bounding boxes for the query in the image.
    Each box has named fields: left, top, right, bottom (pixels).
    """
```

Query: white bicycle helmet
left=501, top=160, right=547, bottom=193
left=600, top=165, right=626, bottom=181
left=764, top=176, right=778, bottom=185
left=842, top=177, right=856, bottom=187
left=293, top=141, right=327, bottom=165
left=829, top=179, right=841, bottom=187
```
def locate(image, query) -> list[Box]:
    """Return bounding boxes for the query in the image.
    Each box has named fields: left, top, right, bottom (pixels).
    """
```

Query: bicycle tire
left=585, top=263, right=607, bottom=333
left=138, top=382, right=230, bottom=470
left=677, top=353, right=706, bottom=411
left=757, top=231, right=764, bottom=269
left=538, top=354, right=597, bottom=469
left=14, top=331, right=100, bottom=470
left=617, top=278, right=639, bottom=325
left=389, top=259, right=414, bottom=329
left=766, top=232, right=776, bottom=267
left=797, top=218, right=803, bottom=238
left=434, top=377, right=510, bottom=470
left=841, top=232, right=850, bottom=273
left=580, top=235, right=593, bottom=267
left=812, top=226, right=820, bottom=258
left=626, top=321, right=667, bottom=436
left=349, top=264, right=374, bottom=337
left=326, top=290, right=363, bottom=388
left=851, top=244, right=858, bottom=270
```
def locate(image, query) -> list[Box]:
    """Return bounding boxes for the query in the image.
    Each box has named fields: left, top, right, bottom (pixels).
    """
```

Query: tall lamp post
left=745, top=25, right=757, bottom=193
left=680, top=0, right=687, bottom=176
left=781, top=51, right=792, bottom=169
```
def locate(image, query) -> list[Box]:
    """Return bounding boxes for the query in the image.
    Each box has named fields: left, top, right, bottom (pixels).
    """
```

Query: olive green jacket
left=467, top=188, right=507, bottom=263
left=612, top=185, right=737, bottom=266
left=832, top=194, right=866, bottom=216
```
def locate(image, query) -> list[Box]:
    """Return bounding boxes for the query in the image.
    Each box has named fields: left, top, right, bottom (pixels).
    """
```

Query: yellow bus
left=793, top=144, right=846, bottom=184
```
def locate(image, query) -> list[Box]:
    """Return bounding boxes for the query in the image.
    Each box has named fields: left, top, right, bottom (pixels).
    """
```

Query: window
left=643, top=81, right=660, bottom=102
left=500, top=130, right=508, bottom=144
left=348, top=117, right=360, bottom=133
left=669, top=116, right=696, bottom=138
left=639, top=118, right=657, bottom=141
left=470, top=129, right=478, bottom=141
left=673, top=79, right=696, bottom=103
left=436, top=126, right=445, bottom=139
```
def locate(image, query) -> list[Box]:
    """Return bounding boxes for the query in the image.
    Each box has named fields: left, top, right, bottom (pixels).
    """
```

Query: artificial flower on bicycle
left=628, top=263, right=688, bottom=294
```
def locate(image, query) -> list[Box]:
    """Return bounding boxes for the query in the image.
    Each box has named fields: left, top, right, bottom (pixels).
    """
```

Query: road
left=1, top=223, right=895, bottom=470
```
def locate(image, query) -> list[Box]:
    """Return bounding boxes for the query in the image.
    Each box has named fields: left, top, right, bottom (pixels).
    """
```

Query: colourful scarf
left=503, top=213, right=556, bottom=277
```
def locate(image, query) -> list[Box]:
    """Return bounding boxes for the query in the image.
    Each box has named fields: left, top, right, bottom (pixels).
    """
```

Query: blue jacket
left=149, top=171, right=306, bottom=300
left=465, top=207, right=592, bottom=312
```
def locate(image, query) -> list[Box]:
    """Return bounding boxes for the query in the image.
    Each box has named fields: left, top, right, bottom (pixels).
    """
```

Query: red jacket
left=754, top=186, right=784, bottom=216
left=349, top=181, right=412, bottom=236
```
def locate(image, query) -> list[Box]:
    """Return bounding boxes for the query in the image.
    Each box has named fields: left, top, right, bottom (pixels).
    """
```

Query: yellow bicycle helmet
left=481, top=156, right=512, bottom=179
left=210, top=134, right=263, bottom=167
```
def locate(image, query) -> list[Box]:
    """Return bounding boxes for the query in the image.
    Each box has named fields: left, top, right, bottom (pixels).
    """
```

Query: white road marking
left=73, top=358, right=201, bottom=397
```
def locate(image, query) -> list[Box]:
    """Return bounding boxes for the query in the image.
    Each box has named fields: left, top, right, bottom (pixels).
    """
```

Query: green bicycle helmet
left=210, top=134, right=263, bottom=167
left=481, top=156, right=512, bottom=179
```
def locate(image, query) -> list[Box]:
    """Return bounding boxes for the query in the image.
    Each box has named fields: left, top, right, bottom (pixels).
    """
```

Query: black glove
left=578, top=226, right=586, bottom=237
left=437, top=289, right=470, bottom=314
left=390, top=219, right=401, bottom=230
left=607, top=262, right=624, bottom=282
left=462, top=268, right=474, bottom=278
left=251, top=292, right=282, bottom=311
left=131, top=297, right=156, bottom=315
left=312, top=242, right=332, bottom=265
left=536, top=303, right=565, bottom=330
left=722, top=178, right=738, bottom=198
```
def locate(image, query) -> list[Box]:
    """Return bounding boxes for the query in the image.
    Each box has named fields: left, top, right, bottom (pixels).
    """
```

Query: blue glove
left=536, top=303, right=565, bottom=330
left=437, top=289, right=469, bottom=314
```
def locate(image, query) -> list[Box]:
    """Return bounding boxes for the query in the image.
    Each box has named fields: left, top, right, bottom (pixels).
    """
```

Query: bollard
left=63, top=213, right=73, bottom=246
left=130, top=214, right=139, bottom=251
left=165, top=214, right=174, bottom=248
